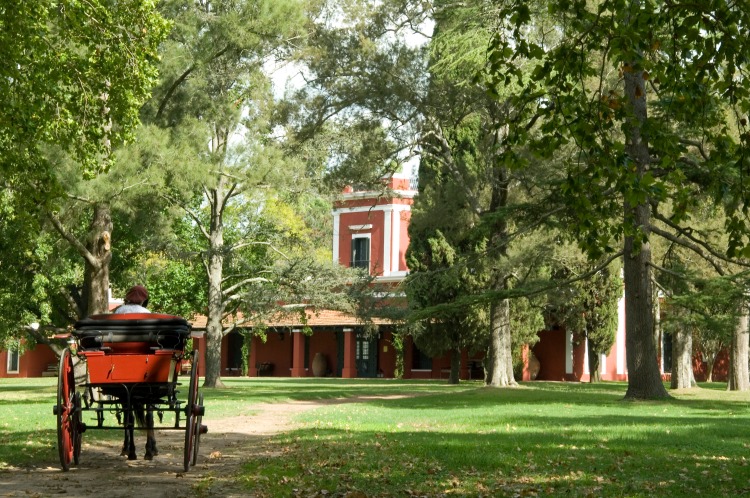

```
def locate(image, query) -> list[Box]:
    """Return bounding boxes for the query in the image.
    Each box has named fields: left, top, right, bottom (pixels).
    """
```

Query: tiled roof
left=190, top=308, right=392, bottom=330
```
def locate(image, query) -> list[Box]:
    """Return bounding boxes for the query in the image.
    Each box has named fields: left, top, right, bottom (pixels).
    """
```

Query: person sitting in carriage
left=113, top=285, right=159, bottom=460
left=114, top=285, right=150, bottom=315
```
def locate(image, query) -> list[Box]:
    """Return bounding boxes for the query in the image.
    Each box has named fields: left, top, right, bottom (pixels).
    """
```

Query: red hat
left=125, top=285, right=149, bottom=305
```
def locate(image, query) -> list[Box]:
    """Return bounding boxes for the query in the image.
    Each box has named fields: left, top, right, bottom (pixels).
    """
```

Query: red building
left=189, top=173, right=483, bottom=380
left=0, top=174, right=730, bottom=382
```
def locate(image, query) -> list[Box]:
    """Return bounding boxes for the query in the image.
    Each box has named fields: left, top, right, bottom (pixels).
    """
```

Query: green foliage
left=553, top=260, right=622, bottom=357
left=0, top=0, right=168, bottom=341
left=130, top=0, right=364, bottom=384
left=486, top=0, right=750, bottom=396
left=390, top=330, right=405, bottom=379
left=663, top=275, right=744, bottom=347
left=281, top=0, right=431, bottom=189
left=241, top=331, right=252, bottom=376
left=487, top=0, right=750, bottom=257
left=1, top=0, right=169, bottom=183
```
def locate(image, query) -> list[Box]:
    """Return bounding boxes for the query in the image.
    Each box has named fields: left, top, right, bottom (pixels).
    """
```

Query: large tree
left=409, top=0, right=560, bottom=387
left=489, top=0, right=750, bottom=399
left=405, top=227, right=488, bottom=384
left=139, top=0, right=366, bottom=388
left=289, top=0, right=560, bottom=386
left=1, top=0, right=167, bottom=344
left=280, top=0, right=431, bottom=189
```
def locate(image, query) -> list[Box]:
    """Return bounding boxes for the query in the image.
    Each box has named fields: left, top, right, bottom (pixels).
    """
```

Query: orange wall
left=693, top=349, right=729, bottom=382
left=570, top=332, right=587, bottom=381
left=533, top=328, right=567, bottom=381
left=338, top=210, right=385, bottom=275
left=253, top=332, right=293, bottom=376
left=378, top=330, right=398, bottom=378
left=0, top=343, right=58, bottom=378
left=309, top=330, right=338, bottom=377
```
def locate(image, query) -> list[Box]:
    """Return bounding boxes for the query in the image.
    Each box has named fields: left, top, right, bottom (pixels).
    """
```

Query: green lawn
left=2, top=378, right=749, bottom=497
left=237, top=381, right=750, bottom=497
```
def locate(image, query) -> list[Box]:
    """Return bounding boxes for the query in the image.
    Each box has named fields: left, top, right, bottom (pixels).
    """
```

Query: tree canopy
left=1, top=1, right=168, bottom=185
left=0, top=0, right=168, bottom=346
left=486, top=0, right=750, bottom=398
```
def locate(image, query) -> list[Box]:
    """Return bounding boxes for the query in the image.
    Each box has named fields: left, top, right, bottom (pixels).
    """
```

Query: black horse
left=120, top=401, right=158, bottom=460
left=102, top=385, right=161, bottom=461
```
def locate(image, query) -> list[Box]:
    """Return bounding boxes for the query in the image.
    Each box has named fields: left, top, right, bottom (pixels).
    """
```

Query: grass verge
left=239, top=381, right=750, bottom=497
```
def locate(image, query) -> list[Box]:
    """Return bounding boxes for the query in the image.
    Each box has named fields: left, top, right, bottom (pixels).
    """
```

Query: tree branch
left=155, top=45, right=231, bottom=121
left=651, top=211, right=750, bottom=274
left=223, top=277, right=272, bottom=297
left=229, top=240, right=291, bottom=260
left=47, top=212, right=99, bottom=269
left=410, top=251, right=624, bottom=320
left=159, top=192, right=211, bottom=240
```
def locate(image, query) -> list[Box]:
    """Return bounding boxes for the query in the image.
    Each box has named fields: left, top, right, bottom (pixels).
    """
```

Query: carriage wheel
left=73, top=392, right=82, bottom=465
left=55, top=348, right=78, bottom=471
left=191, top=393, right=204, bottom=466
left=183, top=351, right=199, bottom=472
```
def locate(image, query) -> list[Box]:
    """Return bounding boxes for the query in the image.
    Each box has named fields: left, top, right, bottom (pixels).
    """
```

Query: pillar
left=341, top=328, right=357, bottom=378
left=291, top=329, right=306, bottom=377
left=248, top=335, right=258, bottom=377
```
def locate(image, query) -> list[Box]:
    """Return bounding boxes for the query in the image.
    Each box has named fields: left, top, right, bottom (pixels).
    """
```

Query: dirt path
left=0, top=399, right=342, bottom=498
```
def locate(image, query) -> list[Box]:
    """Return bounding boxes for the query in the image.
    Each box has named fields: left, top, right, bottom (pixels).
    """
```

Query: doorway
left=337, top=330, right=378, bottom=378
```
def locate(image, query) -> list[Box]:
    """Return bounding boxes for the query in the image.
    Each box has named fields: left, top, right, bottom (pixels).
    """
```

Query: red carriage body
left=53, top=313, right=205, bottom=473
left=75, top=313, right=189, bottom=384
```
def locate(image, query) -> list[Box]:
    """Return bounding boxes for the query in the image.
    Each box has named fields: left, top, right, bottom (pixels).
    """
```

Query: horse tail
left=133, top=402, right=147, bottom=428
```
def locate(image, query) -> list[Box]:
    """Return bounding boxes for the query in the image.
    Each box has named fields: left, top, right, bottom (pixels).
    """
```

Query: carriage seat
left=73, top=313, right=192, bottom=351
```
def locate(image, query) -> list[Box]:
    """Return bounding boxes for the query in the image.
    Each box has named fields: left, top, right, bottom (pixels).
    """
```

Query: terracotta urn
left=312, top=352, right=327, bottom=377
left=528, top=352, right=540, bottom=380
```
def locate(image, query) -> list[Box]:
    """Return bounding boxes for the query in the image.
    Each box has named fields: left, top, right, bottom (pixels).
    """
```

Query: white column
left=617, top=295, right=626, bottom=375
left=383, top=207, right=393, bottom=275
left=391, top=207, right=401, bottom=273
left=332, top=211, right=341, bottom=264
left=583, top=336, right=589, bottom=374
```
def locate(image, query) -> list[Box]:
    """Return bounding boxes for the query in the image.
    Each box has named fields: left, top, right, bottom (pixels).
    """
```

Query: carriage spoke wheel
left=183, top=351, right=200, bottom=472
left=56, top=348, right=78, bottom=471
left=73, top=392, right=82, bottom=465
left=192, top=393, right=204, bottom=466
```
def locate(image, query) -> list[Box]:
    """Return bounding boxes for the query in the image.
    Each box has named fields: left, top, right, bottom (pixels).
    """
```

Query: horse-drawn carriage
left=53, top=313, right=206, bottom=472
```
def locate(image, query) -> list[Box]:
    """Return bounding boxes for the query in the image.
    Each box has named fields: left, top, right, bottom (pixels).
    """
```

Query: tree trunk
left=728, top=303, right=749, bottom=391
left=705, top=352, right=716, bottom=383
left=654, top=289, right=662, bottom=368
left=47, top=204, right=111, bottom=384
left=483, top=346, right=493, bottom=383
left=82, top=203, right=113, bottom=317
left=448, top=346, right=460, bottom=384
left=485, top=143, right=516, bottom=387
left=622, top=65, right=670, bottom=400
left=670, top=327, right=695, bottom=389
left=487, top=298, right=516, bottom=387
left=587, top=340, right=601, bottom=383
left=203, top=180, right=228, bottom=389
left=204, top=248, right=226, bottom=388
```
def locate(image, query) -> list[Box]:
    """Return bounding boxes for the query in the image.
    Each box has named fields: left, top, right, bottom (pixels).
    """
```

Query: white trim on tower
left=383, top=207, right=392, bottom=276
left=332, top=212, right=340, bottom=264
